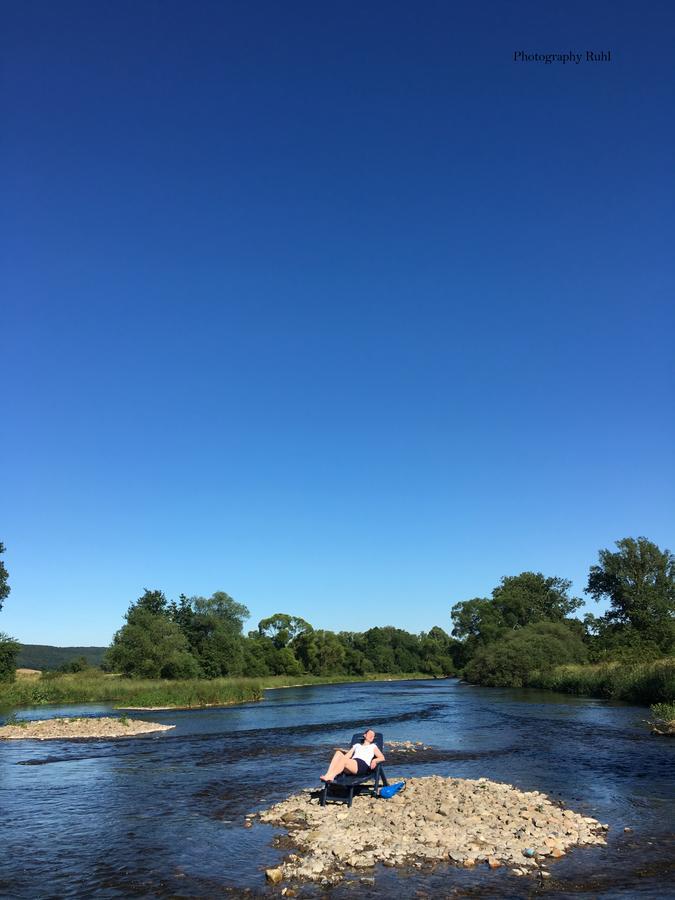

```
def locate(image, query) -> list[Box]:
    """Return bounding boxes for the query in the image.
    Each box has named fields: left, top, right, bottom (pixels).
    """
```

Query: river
left=1, top=679, right=674, bottom=898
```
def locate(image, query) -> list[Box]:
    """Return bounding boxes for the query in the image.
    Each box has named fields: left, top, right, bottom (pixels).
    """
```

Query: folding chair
left=320, top=732, right=389, bottom=807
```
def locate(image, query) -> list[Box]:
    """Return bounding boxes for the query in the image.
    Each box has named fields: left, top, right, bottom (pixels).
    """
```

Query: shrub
left=464, top=621, right=587, bottom=688
left=0, top=633, right=20, bottom=683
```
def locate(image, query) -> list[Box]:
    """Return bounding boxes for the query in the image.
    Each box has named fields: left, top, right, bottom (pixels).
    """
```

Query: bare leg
left=320, top=751, right=359, bottom=782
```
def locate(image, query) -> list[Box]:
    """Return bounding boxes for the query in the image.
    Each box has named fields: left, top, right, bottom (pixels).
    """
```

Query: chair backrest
left=350, top=731, right=384, bottom=753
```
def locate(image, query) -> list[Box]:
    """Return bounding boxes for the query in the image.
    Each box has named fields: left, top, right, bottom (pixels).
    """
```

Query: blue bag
left=380, top=781, right=406, bottom=799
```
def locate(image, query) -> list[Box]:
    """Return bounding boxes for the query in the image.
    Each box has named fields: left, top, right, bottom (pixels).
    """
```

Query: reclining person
left=320, top=729, right=385, bottom=782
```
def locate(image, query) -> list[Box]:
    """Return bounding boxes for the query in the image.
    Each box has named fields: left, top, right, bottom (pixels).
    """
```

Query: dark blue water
left=1, top=679, right=674, bottom=898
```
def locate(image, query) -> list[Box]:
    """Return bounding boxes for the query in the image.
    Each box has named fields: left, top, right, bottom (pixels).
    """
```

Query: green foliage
left=58, top=655, right=91, bottom=674
left=0, top=543, right=10, bottom=611
left=0, top=672, right=265, bottom=708
left=464, top=622, right=588, bottom=688
left=0, top=671, right=427, bottom=711
left=586, top=537, right=674, bottom=653
left=0, top=633, right=21, bottom=683
left=17, top=645, right=107, bottom=670
left=258, top=613, right=312, bottom=649
left=650, top=701, right=675, bottom=723
left=530, top=658, right=674, bottom=704
left=451, top=573, right=582, bottom=653
left=492, top=572, right=583, bottom=626
left=106, top=604, right=200, bottom=679
left=176, top=592, right=250, bottom=677
left=418, top=626, right=456, bottom=676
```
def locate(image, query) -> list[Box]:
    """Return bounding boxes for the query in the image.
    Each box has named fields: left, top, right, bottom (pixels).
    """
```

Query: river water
left=1, top=679, right=674, bottom=899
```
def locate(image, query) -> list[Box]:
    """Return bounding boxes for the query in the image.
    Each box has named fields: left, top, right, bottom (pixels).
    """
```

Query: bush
left=0, top=633, right=20, bottom=683
left=529, top=658, right=674, bottom=705
left=651, top=701, right=675, bottom=720
left=464, top=622, right=588, bottom=688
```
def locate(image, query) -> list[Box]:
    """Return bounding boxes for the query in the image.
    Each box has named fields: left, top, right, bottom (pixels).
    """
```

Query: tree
left=133, top=589, right=169, bottom=617
left=193, top=592, right=249, bottom=634
left=586, top=537, right=675, bottom=654
left=258, top=613, right=313, bottom=649
left=180, top=592, right=250, bottom=676
left=451, top=597, right=503, bottom=644
left=0, top=632, right=20, bottom=682
left=492, top=572, right=583, bottom=629
left=106, top=608, right=200, bottom=678
left=0, top=543, right=10, bottom=611
left=419, top=626, right=456, bottom=676
left=293, top=629, right=346, bottom=675
left=58, top=655, right=91, bottom=674
left=463, top=621, right=588, bottom=688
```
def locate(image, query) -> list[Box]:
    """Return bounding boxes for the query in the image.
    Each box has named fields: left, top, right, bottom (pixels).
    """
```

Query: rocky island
left=256, top=776, right=609, bottom=885
left=0, top=716, right=175, bottom=740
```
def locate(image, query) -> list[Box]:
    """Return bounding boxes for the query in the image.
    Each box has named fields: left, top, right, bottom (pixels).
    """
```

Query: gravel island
left=256, top=776, right=609, bottom=885
left=0, top=716, right=175, bottom=740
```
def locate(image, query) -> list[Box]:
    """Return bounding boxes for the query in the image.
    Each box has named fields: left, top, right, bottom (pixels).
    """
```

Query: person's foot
left=319, top=775, right=333, bottom=782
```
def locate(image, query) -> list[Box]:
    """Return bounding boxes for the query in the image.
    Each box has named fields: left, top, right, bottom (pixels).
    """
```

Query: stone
left=265, top=868, right=283, bottom=884
left=254, top=775, right=605, bottom=885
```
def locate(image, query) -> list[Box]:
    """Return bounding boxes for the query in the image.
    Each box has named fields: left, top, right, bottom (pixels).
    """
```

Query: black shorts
left=354, top=758, right=371, bottom=776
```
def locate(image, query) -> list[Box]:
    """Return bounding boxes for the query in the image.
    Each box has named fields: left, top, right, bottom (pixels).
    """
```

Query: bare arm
left=370, top=746, right=385, bottom=769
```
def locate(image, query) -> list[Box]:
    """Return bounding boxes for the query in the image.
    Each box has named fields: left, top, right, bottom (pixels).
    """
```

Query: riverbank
left=524, top=657, right=674, bottom=704
left=0, top=716, right=174, bottom=740
left=0, top=671, right=430, bottom=711
left=257, top=776, right=608, bottom=885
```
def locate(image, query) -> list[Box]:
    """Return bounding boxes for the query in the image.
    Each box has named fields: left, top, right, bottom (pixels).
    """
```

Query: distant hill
left=17, top=644, right=107, bottom=671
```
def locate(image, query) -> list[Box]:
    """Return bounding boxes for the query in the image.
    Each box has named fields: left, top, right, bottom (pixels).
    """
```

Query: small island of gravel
left=0, top=717, right=175, bottom=740
left=256, top=776, right=609, bottom=885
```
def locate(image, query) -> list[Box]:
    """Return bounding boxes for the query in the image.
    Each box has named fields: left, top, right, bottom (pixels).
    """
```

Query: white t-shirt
left=352, top=742, right=377, bottom=765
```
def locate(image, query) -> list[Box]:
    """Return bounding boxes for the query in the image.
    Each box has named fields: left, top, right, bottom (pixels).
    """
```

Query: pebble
left=256, top=776, right=607, bottom=885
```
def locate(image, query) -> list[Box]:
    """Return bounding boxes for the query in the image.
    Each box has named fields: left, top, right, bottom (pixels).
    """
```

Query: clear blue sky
left=2, top=1, right=673, bottom=646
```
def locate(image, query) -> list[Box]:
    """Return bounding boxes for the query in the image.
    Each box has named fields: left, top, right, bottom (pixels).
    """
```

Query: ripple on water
left=1, top=679, right=674, bottom=898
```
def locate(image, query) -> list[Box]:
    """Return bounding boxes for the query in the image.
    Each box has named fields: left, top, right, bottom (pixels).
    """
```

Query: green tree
left=492, top=572, right=583, bottom=628
left=135, top=589, right=169, bottom=617
left=258, top=613, right=313, bottom=649
left=106, top=607, right=200, bottom=678
left=0, top=632, right=21, bottom=682
left=419, top=626, right=456, bottom=676
left=586, top=537, right=675, bottom=654
left=355, top=628, right=397, bottom=673
left=0, top=543, right=10, bottom=611
left=293, top=629, right=346, bottom=675
left=182, top=592, right=250, bottom=676
left=464, top=621, right=588, bottom=688
left=451, top=597, right=503, bottom=643
left=106, top=589, right=200, bottom=678
left=58, top=655, right=91, bottom=674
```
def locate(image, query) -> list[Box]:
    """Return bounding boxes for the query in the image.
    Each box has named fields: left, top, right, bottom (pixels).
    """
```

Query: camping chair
left=320, top=732, right=389, bottom=807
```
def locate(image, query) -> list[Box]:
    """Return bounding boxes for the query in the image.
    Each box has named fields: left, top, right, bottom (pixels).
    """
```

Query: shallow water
left=1, top=679, right=674, bottom=898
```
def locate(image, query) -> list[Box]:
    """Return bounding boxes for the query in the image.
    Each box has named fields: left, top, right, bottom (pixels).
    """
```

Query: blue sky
left=2, top=1, right=673, bottom=645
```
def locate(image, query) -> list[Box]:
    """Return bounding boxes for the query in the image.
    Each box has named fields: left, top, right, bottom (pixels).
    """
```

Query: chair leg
left=347, top=787, right=354, bottom=808
left=320, top=786, right=327, bottom=807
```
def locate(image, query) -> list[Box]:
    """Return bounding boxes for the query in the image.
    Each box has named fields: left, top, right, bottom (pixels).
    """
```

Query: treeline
left=17, top=645, right=107, bottom=671
left=453, top=537, right=674, bottom=692
left=2, top=536, right=673, bottom=702
left=105, top=592, right=458, bottom=679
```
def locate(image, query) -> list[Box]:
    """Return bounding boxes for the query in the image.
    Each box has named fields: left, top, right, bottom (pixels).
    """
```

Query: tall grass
left=0, top=670, right=428, bottom=710
left=0, top=672, right=264, bottom=709
left=528, top=657, right=675, bottom=704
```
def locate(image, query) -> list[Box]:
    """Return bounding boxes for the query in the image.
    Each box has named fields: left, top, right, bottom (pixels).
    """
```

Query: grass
left=527, top=657, right=675, bottom=705
left=0, top=670, right=429, bottom=711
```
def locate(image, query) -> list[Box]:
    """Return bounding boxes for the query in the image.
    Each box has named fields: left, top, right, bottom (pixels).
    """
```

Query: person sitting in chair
left=319, top=728, right=385, bottom=782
